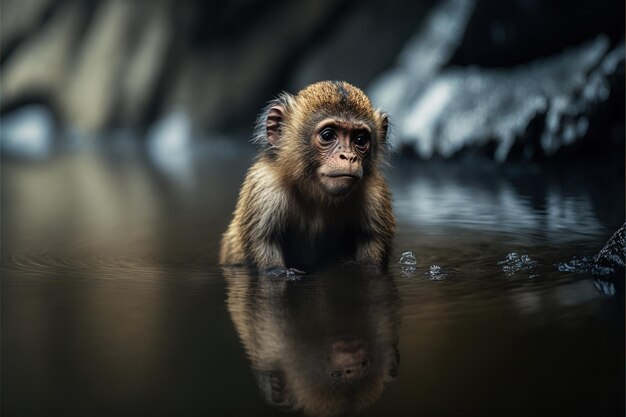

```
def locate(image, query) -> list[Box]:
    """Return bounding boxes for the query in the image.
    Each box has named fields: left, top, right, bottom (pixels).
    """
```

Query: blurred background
left=2, top=2, right=625, bottom=417
left=1, top=0, right=624, bottom=159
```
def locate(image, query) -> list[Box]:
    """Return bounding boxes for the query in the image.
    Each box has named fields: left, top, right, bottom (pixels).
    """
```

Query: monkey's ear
left=266, top=105, right=286, bottom=146
left=376, top=111, right=389, bottom=143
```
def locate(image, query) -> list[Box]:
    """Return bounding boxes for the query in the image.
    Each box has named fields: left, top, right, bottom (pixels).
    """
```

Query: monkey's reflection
left=224, top=268, right=400, bottom=416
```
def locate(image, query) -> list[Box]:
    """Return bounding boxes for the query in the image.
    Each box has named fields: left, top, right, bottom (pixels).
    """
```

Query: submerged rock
left=398, top=251, right=417, bottom=266
left=424, top=264, right=454, bottom=281
left=556, top=257, right=615, bottom=276
left=398, top=251, right=417, bottom=278
left=498, top=252, right=538, bottom=277
left=557, top=223, right=625, bottom=277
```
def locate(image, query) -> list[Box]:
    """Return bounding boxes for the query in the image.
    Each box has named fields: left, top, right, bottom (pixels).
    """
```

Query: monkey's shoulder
left=239, top=160, right=290, bottom=208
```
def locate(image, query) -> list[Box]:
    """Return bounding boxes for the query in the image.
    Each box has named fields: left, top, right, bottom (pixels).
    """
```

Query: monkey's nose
left=339, top=152, right=358, bottom=164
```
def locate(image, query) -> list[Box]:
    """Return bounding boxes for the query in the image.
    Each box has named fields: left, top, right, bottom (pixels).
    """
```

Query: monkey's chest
left=278, top=222, right=358, bottom=271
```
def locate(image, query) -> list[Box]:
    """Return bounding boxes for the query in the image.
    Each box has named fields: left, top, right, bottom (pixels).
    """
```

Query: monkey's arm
left=225, top=161, right=290, bottom=271
left=355, top=238, right=390, bottom=267
left=355, top=177, right=396, bottom=268
left=219, top=221, right=285, bottom=269
left=248, top=237, right=286, bottom=271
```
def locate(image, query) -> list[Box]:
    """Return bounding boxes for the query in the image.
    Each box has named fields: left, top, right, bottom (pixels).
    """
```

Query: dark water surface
left=2, top=140, right=624, bottom=416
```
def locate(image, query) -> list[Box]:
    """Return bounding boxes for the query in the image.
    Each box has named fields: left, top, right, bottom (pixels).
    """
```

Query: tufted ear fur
left=266, top=106, right=285, bottom=146
left=252, top=92, right=294, bottom=147
left=376, top=110, right=389, bottom=145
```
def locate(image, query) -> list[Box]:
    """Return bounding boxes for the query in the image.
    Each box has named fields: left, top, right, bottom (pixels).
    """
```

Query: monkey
left=224, top=266, right=401, bottom=416
left=219, top=81, right=395, bottom=272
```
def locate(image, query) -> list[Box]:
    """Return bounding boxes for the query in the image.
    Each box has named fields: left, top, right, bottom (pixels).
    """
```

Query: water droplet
left=399, top=251, right=417, bottom=265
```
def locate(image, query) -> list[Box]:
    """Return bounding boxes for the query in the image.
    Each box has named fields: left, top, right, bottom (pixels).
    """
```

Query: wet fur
left=220, top=81, right=395, bottom=271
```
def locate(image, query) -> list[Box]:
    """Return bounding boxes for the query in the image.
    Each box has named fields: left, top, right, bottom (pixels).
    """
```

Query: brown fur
left=219, top=81, right=395, bottom=271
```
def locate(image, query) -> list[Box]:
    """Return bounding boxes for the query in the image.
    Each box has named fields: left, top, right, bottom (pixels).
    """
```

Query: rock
left=424, top=264, right=454, bottom=281
left=398, top=251, right=417, bottom=265
left=498, top=252, right=538, bottom=277
left=366, top=0, right=624, bottom=161
left=64, top=2, right=169, bottom=131
left=1, top=1, right=174, bottom=133
left=0, top=0, right=438, bottom=134
left=1, top=0, right=623, bottom=148
left=165, top=1, right=340, bottom=131
left=374, top=36, right=624, bottom=160
left=368, top=0, right=476, bottom=119
left=288, top=0, right=437, bottom=94
left=593, top=222, right=626, bottom=269
left=448, top=0, right=624, bottom=68
left=398, top=251, right=418, bottom=278
left=0, top=0, right=54, bottom=54
left=1, top=2, right=84, bottom=111
left=556, top=223, right=625, bottom=278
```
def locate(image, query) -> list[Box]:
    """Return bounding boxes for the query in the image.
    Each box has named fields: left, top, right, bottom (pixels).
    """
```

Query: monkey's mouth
left=319, top=172, right=361, bottom=196
left=324, top=172, right=360, bottom=180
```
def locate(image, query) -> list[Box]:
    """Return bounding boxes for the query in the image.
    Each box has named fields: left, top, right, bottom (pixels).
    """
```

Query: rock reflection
left=224, top=267, right=401, bottom=417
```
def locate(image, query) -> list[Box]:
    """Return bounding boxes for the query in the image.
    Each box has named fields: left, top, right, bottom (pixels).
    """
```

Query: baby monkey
left=220, top=81, right=395, bottom=272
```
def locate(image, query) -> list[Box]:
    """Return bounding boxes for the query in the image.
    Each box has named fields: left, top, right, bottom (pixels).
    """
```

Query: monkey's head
left=256, top=81, right=389, bottom=200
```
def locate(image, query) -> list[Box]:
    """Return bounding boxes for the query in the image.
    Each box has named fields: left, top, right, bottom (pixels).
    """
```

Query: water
left=2, top=140, right=624, bottom=416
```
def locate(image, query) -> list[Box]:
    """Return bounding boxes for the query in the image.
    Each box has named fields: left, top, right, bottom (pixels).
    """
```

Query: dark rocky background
left=1, top=0, right=624, bottom=161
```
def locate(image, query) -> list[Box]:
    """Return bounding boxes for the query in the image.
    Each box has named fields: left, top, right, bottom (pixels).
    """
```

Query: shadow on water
left=1, top=139, right=624, bottom=416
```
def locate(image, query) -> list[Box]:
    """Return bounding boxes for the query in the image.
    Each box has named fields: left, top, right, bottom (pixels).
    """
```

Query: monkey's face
left=313, top=118, right=370, bottom=197
left=260, top=81, right=389, bottom=203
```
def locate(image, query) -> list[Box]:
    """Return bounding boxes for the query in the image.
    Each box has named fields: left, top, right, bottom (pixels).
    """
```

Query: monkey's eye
left=320, top=128, right=336, bottom=142
left=355, top=133, right=369, bottom=148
